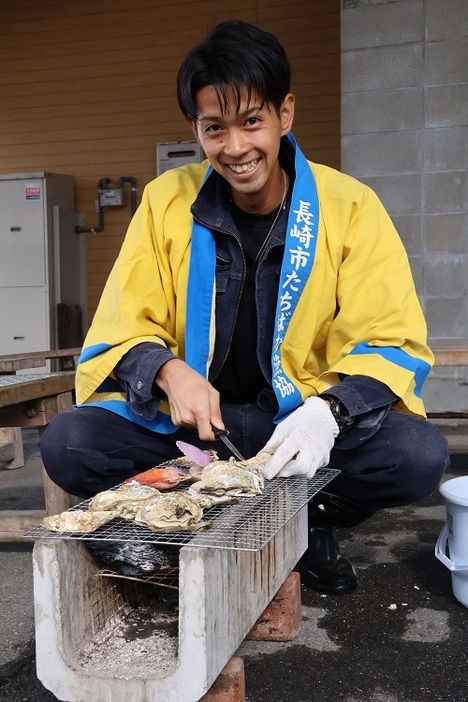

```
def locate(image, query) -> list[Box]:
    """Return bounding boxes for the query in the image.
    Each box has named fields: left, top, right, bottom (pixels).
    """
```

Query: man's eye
left=246, top=117, right=260, bottom=126
left=205, top=124, right=222, bottom=133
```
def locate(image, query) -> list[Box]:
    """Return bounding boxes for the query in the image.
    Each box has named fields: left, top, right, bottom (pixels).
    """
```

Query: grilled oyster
left=189, top=454, right=267, bottom=497
left=189, top=492, right=238, bottom=507
left=134, top=492, right=210, bottom=531
left=42, top=509, right=119, bottom=533
left=89, top=483, right=159, bottom=519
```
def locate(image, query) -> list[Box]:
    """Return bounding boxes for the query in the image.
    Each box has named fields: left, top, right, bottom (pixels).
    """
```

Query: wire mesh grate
left=25, top=468, right=340, bottom=552
left=0, top=372, right=63, bottom=388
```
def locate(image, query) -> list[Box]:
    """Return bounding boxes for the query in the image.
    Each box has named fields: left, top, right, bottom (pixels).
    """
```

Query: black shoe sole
left=298, top=570, right=358, bottom=595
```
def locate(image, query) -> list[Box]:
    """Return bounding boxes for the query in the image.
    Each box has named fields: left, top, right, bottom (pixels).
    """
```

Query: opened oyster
left=42, top=510, right=119, bottom=533
left=189, top=453, right=268, bottom=497
left=89, top=483, right=159, bottom=519
left=134, top=492, right=211, bottom=531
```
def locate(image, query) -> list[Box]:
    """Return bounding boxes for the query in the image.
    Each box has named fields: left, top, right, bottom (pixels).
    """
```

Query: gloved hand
left=261, top=397, right=339, bottom=479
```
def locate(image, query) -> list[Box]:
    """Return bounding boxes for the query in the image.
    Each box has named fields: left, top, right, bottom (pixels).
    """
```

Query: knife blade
left=210, top=424, right=245, bottom=461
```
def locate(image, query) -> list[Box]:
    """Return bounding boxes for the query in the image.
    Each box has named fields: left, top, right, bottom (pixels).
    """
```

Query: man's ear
left=280, top=93, right=295, bottom=136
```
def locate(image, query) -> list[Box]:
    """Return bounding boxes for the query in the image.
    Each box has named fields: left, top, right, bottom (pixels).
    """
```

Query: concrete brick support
left=246, top=571, right=302, bottom=642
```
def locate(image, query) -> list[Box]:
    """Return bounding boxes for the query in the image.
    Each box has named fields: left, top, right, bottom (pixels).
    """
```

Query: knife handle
left=210, top=423, right=228, bottom=438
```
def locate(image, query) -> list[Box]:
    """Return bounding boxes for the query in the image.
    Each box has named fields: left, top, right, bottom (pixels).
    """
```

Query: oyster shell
left=134, top=492, right=210, bottom=531
left=42, top=509, right=119, bottom=533
left=189, top=492, right=239, bottom=507
left=189, top=453, right=268, bottom=497
left=89, top=483, right=159, bottom=519
left=171, top=448, right=219, bottom=478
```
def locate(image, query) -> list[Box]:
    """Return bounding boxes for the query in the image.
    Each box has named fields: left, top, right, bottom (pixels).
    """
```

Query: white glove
left=261, top=397, right=339, bottom=479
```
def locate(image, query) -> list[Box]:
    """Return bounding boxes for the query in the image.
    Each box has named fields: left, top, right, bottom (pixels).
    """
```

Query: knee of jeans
left=394, top=420, right=450, bottom=503
left=39, top=412, right=81, bottom=490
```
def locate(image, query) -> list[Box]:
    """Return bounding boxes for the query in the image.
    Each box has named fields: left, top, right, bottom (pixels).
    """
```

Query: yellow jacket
left=77, top=138, right=432, bottom=429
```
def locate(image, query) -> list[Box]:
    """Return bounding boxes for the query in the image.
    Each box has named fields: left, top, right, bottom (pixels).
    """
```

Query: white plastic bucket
left=435, top=476, right=468, bottom=608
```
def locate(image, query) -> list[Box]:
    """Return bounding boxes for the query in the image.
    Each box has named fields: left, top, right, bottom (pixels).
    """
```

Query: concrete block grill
left=30, top=471, right=338, bottom=702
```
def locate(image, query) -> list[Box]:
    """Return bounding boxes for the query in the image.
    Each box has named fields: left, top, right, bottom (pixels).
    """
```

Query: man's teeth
left=229, top=159, right=259, bottom=174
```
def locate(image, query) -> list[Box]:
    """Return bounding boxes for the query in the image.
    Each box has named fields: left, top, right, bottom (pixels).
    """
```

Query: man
left=41, top=20, right=449, bottom=594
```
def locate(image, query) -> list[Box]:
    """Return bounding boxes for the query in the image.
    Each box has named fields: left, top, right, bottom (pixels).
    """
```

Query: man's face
left=190, top=85, right=294, bottom=214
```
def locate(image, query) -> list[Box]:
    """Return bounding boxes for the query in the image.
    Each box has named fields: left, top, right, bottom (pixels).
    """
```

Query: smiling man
left=40, top=20, right=449, bottom=593
left=189, top=85, right=293, bottom=213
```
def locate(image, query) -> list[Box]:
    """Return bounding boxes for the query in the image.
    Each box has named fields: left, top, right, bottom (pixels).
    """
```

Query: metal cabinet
left=0, top=172, right=86, bottom=356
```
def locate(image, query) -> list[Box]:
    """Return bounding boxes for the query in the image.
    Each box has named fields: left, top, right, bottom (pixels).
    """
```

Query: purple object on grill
left=176, top=441, right=213, bottom=467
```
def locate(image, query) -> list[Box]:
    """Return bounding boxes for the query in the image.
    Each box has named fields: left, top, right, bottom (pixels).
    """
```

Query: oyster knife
left=210, top=424, right=245, bottom=461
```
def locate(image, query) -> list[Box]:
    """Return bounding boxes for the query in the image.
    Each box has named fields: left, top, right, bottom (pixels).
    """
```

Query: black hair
left=177, top=20, right=291, bottom=121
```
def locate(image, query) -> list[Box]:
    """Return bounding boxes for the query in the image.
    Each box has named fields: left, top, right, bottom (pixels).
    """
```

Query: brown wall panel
left=0, top=0, right=340, bottom=320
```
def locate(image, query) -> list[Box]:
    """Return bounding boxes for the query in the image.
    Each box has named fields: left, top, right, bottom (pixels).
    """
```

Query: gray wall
left=341, top=0, right=467, bottom=411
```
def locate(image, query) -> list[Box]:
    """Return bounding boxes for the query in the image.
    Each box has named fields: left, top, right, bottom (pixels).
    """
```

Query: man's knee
left=39, top=410, right=92, bottom=495
left=40, top=411, right=74, bottom=461
left=393, top=417, right=449, bottom=504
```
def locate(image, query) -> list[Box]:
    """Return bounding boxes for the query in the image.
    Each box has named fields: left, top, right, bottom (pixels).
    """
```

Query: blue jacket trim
left=79, top=343, right=112, bottom=364
left=349, top=343, right=430, bottom=397
left=75, top=400, right=178, bottom=434
left=185, top=166, right=216, bottom=377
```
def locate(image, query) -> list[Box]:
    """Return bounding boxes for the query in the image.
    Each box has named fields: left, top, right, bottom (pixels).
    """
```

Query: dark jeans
left=39, top=405, right=449, bottom=510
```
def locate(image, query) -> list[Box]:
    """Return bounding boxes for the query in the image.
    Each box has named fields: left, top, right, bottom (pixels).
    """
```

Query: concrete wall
left=341, top=0, right=467, bottom=411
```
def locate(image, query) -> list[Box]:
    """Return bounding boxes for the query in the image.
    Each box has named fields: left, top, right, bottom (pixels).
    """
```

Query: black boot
left=297, top=492, right=375, bottom=595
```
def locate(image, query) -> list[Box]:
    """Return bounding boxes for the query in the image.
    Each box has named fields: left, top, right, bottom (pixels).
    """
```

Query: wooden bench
left=429, top=348, right=468, bottom=453
left=0, top=348, right=80, bottom=469
left=0, top=347, right=81, bottom=374
left=0, top=372, right=76, bottom=541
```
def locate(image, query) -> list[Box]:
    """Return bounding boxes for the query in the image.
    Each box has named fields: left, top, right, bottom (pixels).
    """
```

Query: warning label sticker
left=25, top=182, right=41, bottom=200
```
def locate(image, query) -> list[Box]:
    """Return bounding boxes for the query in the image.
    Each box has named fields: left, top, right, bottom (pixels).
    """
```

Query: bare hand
left=155, top=358, right=223, bottom=440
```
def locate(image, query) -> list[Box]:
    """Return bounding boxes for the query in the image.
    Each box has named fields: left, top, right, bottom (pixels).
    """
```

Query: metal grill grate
left=0, top=372, right=62, bottom=388
left=25, top=468, right=340, bottom=552
left=87, top=574, right=126, bottom=638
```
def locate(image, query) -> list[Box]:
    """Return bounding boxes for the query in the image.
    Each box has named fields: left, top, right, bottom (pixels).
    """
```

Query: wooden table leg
left=0, top=375, right=78, bottom=541
left=0, top=427, right=24, bottom=469
left=38, top=391, right=76, bottom=515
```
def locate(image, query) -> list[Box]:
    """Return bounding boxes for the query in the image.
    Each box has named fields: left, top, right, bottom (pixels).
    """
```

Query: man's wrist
left=155, top=357, right=183, bottom=393
left=321, top=395, right=354, bottom=435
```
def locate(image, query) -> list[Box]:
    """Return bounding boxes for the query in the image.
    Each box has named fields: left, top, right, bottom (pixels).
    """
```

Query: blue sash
left=186, top=133, right=320, bottom=422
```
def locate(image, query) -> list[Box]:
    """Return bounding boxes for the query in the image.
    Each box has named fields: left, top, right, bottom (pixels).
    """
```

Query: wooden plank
left=40, top=467, right=77, bottom=516
left=0, top=358, right=48, bottom=374
left=0, top=510, right=46, bottom=542
left=433, top=348, right=468, bottom=367
left=428, top=418, right=468, bottom=453
left=0, top=348, right=81, bottom=373
left=0, top=394, right=72, bottom=428
left=0, top=374, right=75, bottom=409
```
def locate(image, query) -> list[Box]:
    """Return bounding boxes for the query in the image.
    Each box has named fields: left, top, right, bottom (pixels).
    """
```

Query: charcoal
left=85, top=540, right=180, bottom=577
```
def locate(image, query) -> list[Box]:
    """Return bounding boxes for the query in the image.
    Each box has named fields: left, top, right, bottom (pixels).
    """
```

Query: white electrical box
left=0, top=172, right=87, bottom=360
left=156, top=140, right=204, bottom=176
left=99, top=188, right=124, bottom=207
